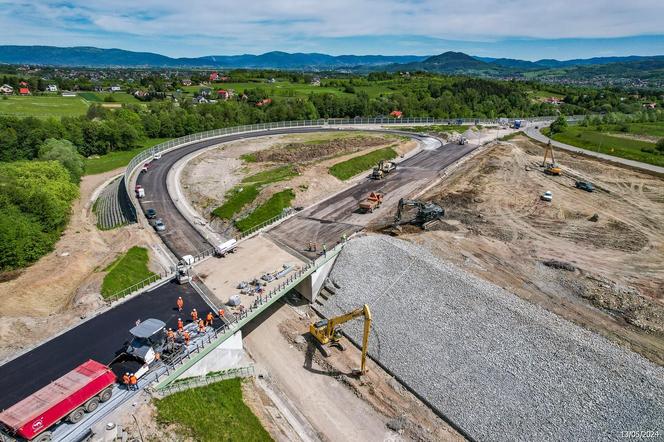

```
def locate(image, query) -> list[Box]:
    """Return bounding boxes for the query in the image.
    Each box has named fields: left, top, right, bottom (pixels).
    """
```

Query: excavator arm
left=310, top=304, right=372, bottom=374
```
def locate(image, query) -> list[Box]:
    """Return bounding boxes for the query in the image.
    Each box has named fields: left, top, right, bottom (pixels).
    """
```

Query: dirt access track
left=397, top=135, right=664, bottom=365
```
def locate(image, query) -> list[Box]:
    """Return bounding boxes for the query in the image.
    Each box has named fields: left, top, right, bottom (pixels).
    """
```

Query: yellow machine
left=309, top=304, right=372, bottom=374
left=542, top=141, right=561, bottom=175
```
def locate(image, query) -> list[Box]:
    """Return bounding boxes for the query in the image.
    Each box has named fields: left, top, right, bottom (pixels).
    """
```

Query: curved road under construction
left=0, top=124, right=485, bottom=436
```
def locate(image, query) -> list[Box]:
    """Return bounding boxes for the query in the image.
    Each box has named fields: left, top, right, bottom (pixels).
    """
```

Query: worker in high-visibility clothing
left=122, top=372, right=130, bottom=387
left=183, top=330, right=190, bottom=346
left=176, top=296, right=184, bottom=311
left=167, top=328, right=175, bottom=342
left=129, top=373, right=138, bottom=390
left=206, top=312, right=214, bottom=327
left=218, top=308, right=225, bottom=319
left=191, top=308, right=198, bottom=322
left=177, top=317, right=184, bottom=332
left=198, top=319, right=205, bottom=332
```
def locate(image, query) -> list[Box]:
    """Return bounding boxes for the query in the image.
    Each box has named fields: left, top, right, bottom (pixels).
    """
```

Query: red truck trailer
left=0, top=360, right=116, bottom=442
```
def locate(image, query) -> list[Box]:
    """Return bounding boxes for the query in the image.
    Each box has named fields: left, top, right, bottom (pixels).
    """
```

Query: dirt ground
left=0, top=170, right=168, bottom=363
left=180, top=131, right=417, bottom=226
left=243, top=301, right=463, bottom=442
left=392, top=135, right=664, bottom=365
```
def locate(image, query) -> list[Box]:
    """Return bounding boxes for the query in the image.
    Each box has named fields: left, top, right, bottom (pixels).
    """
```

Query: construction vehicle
left=0, top=360, right=115, bottom=442
left=359, top=192, right=383, bottom=213
left=394, top=198, right=445, bottom=229
left=371, top=160, right=396, bottom=180
left=176, top=255, right=193, bottom=284
left=110, top=318, right=183, bottom=380
left=458, top=136, right=468, bottom=145
left=542, top=141, right=561, bottom=175
left=512, top=119, right=522, bottom=129
left=214, top=238, right=237, bottom=257
left=310, top=304, right=372, bottom=375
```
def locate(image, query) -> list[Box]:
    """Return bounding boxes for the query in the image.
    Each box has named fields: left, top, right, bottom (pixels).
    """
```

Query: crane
left=309, top=304, right=372, bottom=375
left=542, top=141, right=561, bottom=175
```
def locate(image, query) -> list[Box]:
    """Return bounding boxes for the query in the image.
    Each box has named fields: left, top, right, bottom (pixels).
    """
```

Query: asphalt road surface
left=268, top=139, right=478, bottom=259
left=0, top=281, right=213, bottom=411
left=136, top=127, right=427, bottom=259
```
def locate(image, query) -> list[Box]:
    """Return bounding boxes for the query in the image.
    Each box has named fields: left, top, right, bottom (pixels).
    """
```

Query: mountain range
left=0, top=45, right=662, bottom=73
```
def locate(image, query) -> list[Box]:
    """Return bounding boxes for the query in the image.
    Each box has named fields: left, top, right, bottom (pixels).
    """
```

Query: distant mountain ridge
left=0, top=46, right=426, bottom=68
left=0, top=46, right=662, bottom=72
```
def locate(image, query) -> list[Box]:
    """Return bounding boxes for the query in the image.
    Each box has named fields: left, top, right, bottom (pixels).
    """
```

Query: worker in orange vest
left=198, top=319, right=205, bottom=333
left=129, top=373, right=138, bottom=390
left=176, top=296, right=184, bottom=311
left=206, top=312, right=214, bottom=327
left=177, top=317, right=184, bottom=332
left=167, top=328, right=175, bottom=342
left=218, top=308, right=225, bottom=319
left=122, top=372, right=130, bottom=387
left=183, top=330, right=190, bottom=346
left=191, top=308, right=198, bottom=322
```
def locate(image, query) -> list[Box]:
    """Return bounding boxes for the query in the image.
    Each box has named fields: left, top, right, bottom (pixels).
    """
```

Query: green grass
left=154, top=378, right=271, bottom=442
left=328, top=146, right=398, bottom=180
left=83, top=138, right=171, bottom=175
left=101, top=246, right=155, bottom=299
left=235, top=189, right=295, bottom=232
left=604, top=122, right=664, bottom=138
left=0, top=95, right=89, bottom=118
left=79, top=92, right=141, bottom=104
left=212, top=185, right=260, bottom=220
left=242, top=165, right=298, bottom=185
left=547, top=126, right=664, bottom=167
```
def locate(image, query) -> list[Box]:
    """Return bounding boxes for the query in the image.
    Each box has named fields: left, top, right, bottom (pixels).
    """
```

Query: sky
left=0, top=0, right=663, bottom=60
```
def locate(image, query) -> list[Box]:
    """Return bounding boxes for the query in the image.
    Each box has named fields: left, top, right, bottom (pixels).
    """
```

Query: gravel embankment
left=322, top=235, right=664, bottom=442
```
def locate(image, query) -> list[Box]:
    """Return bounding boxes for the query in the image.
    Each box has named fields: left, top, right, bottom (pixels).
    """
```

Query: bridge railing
left=104, top=269, right=175, bottom=304
left=153, top=240, right=346, bottom=390
left=151, top=365, right=255, bottom=398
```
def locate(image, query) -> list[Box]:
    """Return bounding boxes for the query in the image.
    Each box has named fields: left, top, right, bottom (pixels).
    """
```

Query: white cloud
left=0, top=0, right=662, bottom=55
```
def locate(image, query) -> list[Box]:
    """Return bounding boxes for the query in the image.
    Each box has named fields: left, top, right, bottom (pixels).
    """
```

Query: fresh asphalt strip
left=0, top=281, right=214, bottom=411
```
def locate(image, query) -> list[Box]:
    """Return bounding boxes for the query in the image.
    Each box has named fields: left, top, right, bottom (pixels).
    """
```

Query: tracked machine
left=542, top=141, right=561, bottom=175
left=393, top=198, right=445, bottom=230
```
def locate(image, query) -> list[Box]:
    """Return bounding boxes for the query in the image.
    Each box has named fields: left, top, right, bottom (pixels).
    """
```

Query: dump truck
left=0, top=360, right=115, bottom=442
left=359, top=192, right=383, bottom=213
left=371, top=160, right=396, bottom=180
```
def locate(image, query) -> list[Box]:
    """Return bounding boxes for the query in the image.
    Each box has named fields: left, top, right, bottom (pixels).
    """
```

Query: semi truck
left=0, top=360, right=115, bottom=442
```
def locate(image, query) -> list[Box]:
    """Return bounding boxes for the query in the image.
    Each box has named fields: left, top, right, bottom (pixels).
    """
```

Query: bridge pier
left=295, top=255, right=338, bottom=303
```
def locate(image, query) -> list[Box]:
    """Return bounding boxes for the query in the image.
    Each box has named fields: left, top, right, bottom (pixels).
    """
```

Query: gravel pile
left=322, top=235, right=664, bottom=442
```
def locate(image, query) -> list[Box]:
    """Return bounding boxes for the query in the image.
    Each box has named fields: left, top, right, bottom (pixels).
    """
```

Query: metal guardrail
left=153, top=240, right=346, bottom=390
left=152, top=365, right=255, bottom=398
left=104, top=269, right=175, bottom=303
left=123, top=115, right=585, bottom=210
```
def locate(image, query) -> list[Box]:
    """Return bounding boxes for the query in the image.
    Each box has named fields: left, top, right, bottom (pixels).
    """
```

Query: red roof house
left=390, top=110, right=403, bottom=118
left=19, top=87, right=30, bottom=95
left=217, top=89, right=229, bottom=100
left=209, top=72, right=219, bottom=82
left=256, top=98, right=272, bottom=107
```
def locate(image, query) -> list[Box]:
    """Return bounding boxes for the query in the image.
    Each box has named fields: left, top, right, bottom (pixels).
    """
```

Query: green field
left=235, top=189, right=295, bottom=232
left=0, top=95, right=89, bottom=118
left=79, top=91, right=141, bottom=103
left=609, top=122, right=664, bottom=138
left=241, top=165, right=298, bottom=185
left=101, top=246, right=155, bottom=298
left=328, top=146, right=398, bottom=180
left=546, top=126, right=664, bottom=167
left=183, top=81, right=350, bottom=98
left=155, top=378, right=271, bottom=442
left=212, top=185, right=260, bottom=220
left=83, top=138, right=171, bottom=175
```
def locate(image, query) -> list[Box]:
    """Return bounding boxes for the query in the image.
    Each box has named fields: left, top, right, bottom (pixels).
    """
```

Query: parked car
left=145, top=208, right=156, bottom=219
left=153, top=152, right=162, bottom=160
left=541, top=191, right=553, bottom=202
left=575, top=181, right=595, bottom=192
left=154, top=219, right=166, bottom=231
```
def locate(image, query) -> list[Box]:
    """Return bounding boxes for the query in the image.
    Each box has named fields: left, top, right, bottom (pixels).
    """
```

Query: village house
left=390, top=110, right=403, bottom=118
left=216, top=89, right=230, bottom=100
left=544, top=97, right=563, bottom=105
left=46, top=84, right=58, bottom=92
left=643, top=102, right=657, bottom=109
left=182, top=79, right=192, bottom=86
left=209, top=72, right=219, bottom=82
left=310, top=77, right=321, bottom=86
left=256, top=98, right=272, bottom=107
left=109, top=85, right=121, bottom=92
left=0, top=84, right=13, bottom=95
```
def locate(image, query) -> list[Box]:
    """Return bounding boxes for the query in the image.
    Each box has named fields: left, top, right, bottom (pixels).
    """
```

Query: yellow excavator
left=309, top=304, right=372, bottom=375
left=542, top=141, right=561, bottom=175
